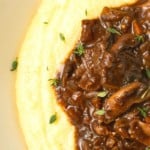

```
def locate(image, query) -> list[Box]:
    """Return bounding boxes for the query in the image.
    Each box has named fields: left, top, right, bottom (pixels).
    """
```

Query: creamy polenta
left=16, top=0, right=138, bottom=149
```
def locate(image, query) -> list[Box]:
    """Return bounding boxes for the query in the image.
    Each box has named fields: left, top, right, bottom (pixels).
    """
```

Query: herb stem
left=107, top=27, right=121, bottom=35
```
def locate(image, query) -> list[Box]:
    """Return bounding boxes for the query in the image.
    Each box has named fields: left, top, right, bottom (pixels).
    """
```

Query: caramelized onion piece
left=132, top=20, right=143, bottom=35
left=104, top=82, right=149, bottom=123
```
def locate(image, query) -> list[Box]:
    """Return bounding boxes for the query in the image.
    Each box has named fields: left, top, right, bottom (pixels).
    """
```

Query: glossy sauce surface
left=56, top=1, right=150, bottom=149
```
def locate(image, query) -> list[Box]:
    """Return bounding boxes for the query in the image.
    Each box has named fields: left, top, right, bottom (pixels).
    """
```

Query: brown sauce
left=55, top=1, right=150, bottom=149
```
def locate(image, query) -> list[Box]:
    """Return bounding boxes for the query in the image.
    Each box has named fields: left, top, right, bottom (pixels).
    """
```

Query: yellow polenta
left=16, top=0, right=137, bottom=150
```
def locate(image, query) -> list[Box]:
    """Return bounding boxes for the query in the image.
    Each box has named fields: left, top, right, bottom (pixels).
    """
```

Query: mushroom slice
left=104, top=82, right=149, bottom=123
left=110, top=33, right=138, bottom=54
left=129, top=119, right=150, bottom=146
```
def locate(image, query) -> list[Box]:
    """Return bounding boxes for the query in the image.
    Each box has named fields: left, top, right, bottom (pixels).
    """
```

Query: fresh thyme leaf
left=49, top=114, right=57, bottom=124
left=97, top=91, right=108, bottom=98
left=48, top=78, right=60, bottom=87
left=43, top=21, right=48, bottom=24
left=137, top=107, right=149, bottom=118
left=10, top=58, right=18, bottom=71
left=135, top=35, right=144, bottom=42
left=46, top=66, right=49, bottom=71
left=74, top=43, right=85, bottom=56
left=85, top=9, right=88, bottom=16
left=107, top=27, right=121, bottom=35
left=146, top=69, right=150, bottom=79
left=59, top=33, right=65, bottom=41
left=95, top=109, right=105, bottom=115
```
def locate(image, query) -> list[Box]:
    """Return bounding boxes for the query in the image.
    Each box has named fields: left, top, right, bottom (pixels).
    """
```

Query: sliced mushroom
left=92, top=120, right=109, bottom=136
left=138, top=121, right=150, bottom=136
left=114, top=118, right=130, bottom=138
left=129, top=119, right=150, bottom=146
left=104, top=82, right=149, bottom=123
left=110, top=34, right=138, bottom=54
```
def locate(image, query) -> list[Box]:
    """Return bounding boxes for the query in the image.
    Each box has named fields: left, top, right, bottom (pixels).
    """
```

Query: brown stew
left=55, top=0, right=150, bottom=149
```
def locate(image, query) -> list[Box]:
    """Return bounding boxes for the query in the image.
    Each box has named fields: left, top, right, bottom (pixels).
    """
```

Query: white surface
left=0, top=0, right=39, bottom=149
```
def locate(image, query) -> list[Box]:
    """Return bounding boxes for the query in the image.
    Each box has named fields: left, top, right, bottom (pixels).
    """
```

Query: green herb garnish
left=49, top=113, right=57, bottom=124
left=10, top=58, right=18, bottom=71
left=135, top=35, right=144, bottom=42
left=137, top=107, right=149, bottom=118
left=146, top=69, right=150, bottom=79
left=43, top=21, right=48, bottom=24
left=95, top=109, right=105, bottom=115
left=74, top=43, right=85, bottom=56
left=85, top=9, right=88, bottom=16
left=97, top=91, right=108, bottom=98
left=59, top=33, right=65, bottom=41
left=46, top=66, right=49, bottom=71
left=48, top=78, right=60, bottom=87
left=107, top=27, right=121, bottom=35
